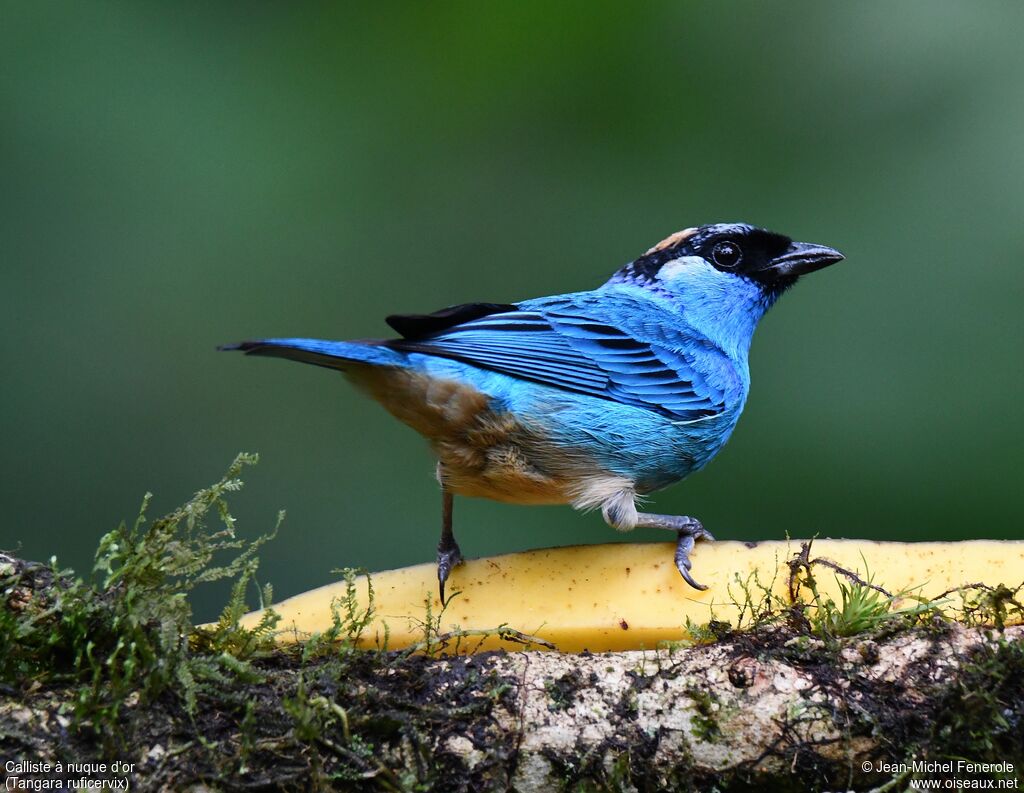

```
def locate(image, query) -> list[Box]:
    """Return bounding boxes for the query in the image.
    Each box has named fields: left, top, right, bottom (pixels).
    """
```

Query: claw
left=674, top=526, right=711, bottom=591
left=437, top=543, right=463, bottom=606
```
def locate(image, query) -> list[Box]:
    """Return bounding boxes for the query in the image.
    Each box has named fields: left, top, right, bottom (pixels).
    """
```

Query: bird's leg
left=436, top=487, right=463, bottom=606
left=634, top=512, right=715, bottom=591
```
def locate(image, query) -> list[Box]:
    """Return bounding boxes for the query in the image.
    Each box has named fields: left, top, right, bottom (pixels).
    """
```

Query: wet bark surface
left=4, top=623, right=1023, bottom=792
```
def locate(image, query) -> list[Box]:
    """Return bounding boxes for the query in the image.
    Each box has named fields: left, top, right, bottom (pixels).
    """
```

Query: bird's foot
left=673, top=519, right=715, bottom=591
left=631, top=510, right=716, bottom=590
left=436, top=539, right=464, bottom=606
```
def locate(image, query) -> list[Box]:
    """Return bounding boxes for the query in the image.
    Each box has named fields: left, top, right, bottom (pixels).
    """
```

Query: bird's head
left=606, top=222, right=844, bottom=358
left=609, top=222, right=843, bottom=306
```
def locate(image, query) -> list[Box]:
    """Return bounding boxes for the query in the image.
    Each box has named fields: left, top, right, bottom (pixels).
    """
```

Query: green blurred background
left=2, top=2, right=1022, bottom=619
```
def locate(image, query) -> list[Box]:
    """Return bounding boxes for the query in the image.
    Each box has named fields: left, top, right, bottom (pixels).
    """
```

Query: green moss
left=927, top=634, right=1024, bottom=763
left=686, top=686, right=721, bottom=743
left=673, top=539, right=958, bottom=653
left=545, top=669, right=583, bottom=712
left=0, top=455, right=525, bottom=790
left=958, top=583, right=1024, bottom=630
left=0, top=453, right=279, bottom=748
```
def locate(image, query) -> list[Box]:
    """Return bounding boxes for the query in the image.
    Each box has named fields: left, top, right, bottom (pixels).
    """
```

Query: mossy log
left=4, top=618, right=1023, bottom=791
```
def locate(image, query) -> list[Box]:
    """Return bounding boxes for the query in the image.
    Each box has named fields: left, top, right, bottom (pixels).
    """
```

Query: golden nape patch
left=646, top=227, right=697, bottom=255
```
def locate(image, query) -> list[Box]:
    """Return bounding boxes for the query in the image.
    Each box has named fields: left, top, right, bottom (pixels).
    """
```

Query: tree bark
left=4, top=624, right=1023, bottom=791
left=435, top=624, right=1024, bottom=790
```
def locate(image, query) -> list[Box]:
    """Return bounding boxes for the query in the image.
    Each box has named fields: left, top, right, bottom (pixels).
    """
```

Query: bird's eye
left=711, top=241, right=742, bottom=269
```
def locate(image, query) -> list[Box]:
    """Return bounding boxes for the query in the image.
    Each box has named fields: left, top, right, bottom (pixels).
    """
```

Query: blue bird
left=221, top=223, right=843, bottom=602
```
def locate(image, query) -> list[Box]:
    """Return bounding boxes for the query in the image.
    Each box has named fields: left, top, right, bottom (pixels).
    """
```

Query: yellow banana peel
left=232, top=539, right=1024, bottom=653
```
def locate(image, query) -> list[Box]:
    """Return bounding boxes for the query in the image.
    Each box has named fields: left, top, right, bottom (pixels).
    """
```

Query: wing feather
left=388, top=307, right=724, bottom=419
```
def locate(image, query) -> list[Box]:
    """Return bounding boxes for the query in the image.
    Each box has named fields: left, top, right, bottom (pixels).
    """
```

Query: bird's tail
left=218, top=338, right=407, bottom=371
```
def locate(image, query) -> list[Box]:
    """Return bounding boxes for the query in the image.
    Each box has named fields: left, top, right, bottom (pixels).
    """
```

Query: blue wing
left=387, top=300, right=725, bottom=420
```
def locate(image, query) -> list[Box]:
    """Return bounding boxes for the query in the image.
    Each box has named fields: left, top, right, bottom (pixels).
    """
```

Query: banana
left=231, top=540, right=1024, bottom=653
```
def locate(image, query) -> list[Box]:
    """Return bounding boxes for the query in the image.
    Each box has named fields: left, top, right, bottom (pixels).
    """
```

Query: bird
left=221, top=222, right=843, bottom=603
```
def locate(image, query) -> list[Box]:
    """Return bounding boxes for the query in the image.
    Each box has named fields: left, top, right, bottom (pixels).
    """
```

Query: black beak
left=763, top=241, right=844, bottom=281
